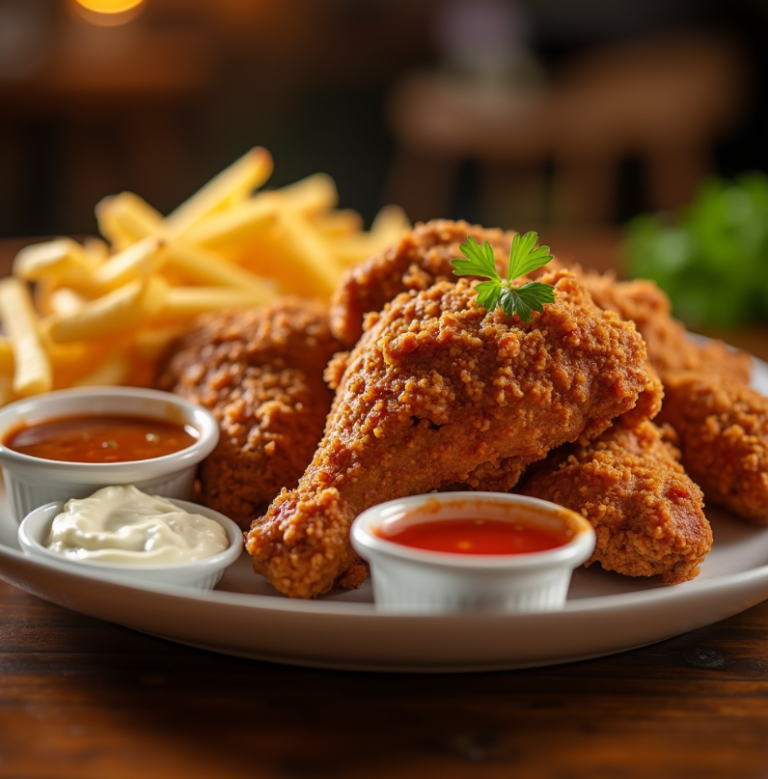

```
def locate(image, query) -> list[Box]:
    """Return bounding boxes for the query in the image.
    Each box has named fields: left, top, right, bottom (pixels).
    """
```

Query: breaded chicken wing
left=520, top=419, right=711, bottom=583
left=658, top=373, right=768, bottom=524
left=330, top=219, right=515, bottom=347
left=157, top=298, right=342, bottom=530
left=247, top=270, right=660, bottom=598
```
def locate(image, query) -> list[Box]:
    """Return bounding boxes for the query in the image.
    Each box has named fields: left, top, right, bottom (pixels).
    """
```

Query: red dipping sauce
left=378, top=518, right=570, bottom=555
left=3, top=414, right=198, bottom=464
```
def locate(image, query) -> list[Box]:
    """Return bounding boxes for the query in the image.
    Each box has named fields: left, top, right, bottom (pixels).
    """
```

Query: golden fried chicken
left=576, top=271, right=752, bottom=383
left=658, top=373, right=768, bottom=524
left=156, top=298, right=342, bottom=530
left=330, top=219, right=515, bottom=347
left=247, top=270, right=661, bottom=598
left=520, top=419, right=711, bottom=583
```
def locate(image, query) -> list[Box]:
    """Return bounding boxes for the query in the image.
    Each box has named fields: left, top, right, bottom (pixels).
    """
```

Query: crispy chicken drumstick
left=247, top=270, right=661, bottom=598
left=520, top=419, right=711, bottom=583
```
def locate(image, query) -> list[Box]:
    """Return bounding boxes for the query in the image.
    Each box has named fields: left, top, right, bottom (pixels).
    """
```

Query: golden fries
left=46, top=275, right=168, bottom=344
left=163, top=242, right=276, bottom=291
left=73, top=352, right=133, bottom=388
left=160, top=286, right=273, bottom=321
left=0, top=277, right=52, bottom=397
left=14, top=238, right=98, bottom=287
left=96, top=193, right=166, bottom=246
left=91, top=236, right=165, bottom=292
left=165, top=147, right=274, bottom=237
left=3, top=146, right=410, bottom=403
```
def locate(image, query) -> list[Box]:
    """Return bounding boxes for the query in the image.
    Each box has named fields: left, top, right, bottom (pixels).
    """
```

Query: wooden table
left=1, top=235, right=768, bottom=778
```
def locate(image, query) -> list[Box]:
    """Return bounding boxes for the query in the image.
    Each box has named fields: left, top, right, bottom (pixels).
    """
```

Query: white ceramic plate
left=0, top=351, right=766, bottom=673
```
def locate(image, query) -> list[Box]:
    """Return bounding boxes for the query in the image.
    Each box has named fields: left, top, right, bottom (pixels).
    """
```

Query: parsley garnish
left=450, top=231, right=556, bottom=322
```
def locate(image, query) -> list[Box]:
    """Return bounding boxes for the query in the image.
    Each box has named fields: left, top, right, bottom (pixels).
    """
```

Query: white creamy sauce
left=45, top=485, right=229, bottom=565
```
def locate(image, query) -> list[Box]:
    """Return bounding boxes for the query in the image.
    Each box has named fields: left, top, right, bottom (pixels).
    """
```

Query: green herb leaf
left=474, top=279, right=502, bottom=311
left=516, top=281, right=556, bottom=309
left=450, top=236, right=499, bottom=278
left=450, top=231, right=557, bottom=319
left=507, top=231, right=554, bottom=280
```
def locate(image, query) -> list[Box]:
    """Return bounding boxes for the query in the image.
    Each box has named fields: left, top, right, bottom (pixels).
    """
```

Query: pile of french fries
left=0, top=147, right=409, bottom=404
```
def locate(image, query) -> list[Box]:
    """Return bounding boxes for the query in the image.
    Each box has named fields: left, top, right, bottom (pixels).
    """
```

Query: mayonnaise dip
left=45, top=485, right=229, bottom=565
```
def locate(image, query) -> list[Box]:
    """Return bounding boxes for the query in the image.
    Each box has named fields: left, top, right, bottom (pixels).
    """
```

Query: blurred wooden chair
left=387, top=33, right=747, bottom=227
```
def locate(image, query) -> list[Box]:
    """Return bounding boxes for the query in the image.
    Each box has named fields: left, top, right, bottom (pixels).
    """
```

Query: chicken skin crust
left=658, top=373, right=768, bottom=524
left=520, top=420, right=711, bottom=583
left=576, top=271, right=752, bottom=384
left=156, top=298, right=342, bottom=530
left=247, top=270, right=660, bottom=598
left=330, top=219, right=514, bottom=347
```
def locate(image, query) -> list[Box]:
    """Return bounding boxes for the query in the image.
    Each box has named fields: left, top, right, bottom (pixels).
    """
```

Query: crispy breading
left=156, top=298, right=341, bottom=530
left=329, top=219, right=515, bottom=347
left=247, top=270, right=660, bottom=598
left=520, top=420, right=711, bottom=583
left=658, top=373, right=768, bottom=524
left=576, top=271, right=752, bottom=383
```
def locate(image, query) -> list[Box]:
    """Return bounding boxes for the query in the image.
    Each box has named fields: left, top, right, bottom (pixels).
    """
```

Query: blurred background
left=2, top=0, right=768, bottom=324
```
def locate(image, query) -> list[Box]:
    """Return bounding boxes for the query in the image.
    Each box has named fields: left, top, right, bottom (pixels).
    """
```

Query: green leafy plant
left=624, top=172, right=768, bottom=328
left=451, top=232, right=555, bottom=322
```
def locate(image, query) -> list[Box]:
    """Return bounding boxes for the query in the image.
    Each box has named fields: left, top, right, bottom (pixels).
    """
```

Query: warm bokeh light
left=74, top=0, right=145, bottom=13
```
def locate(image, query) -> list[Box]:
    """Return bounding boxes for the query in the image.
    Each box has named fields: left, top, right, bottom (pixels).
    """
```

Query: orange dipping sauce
left=3, top=414, right=198, bottom=464
left=378, top=518, right=570, bottom=555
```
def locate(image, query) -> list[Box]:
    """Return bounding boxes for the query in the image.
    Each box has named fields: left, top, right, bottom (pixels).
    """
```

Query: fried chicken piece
left=330, top=219, right=515, bottom=347
left=657, top=373, right=768, bottom=524
left=576, top=271, right=752, bottom=383
left=459, top=361, right=663, bottom=493
left=247, top=270, right=660, bottom=598
left=156, top=298, right=342, bottom=530
left=519, top=419, right=711, bottom=583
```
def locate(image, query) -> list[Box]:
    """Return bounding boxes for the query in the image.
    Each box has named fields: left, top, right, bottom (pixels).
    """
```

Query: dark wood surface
left=1, top=235, right=768, bottom=778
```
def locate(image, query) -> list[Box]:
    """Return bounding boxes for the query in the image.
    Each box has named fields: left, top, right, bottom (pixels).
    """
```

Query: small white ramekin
left=18, top=497, right=242, bottom=590
left=0, top=387, right=219, bottom=522
left=351, top=492, right=596, bottom=614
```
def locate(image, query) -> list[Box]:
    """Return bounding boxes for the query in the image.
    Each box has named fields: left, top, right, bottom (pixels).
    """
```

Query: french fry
left=275, top=173, right=338, bottom=215
left=14, top=238, right=98, bottom=287
left=48, top=288, right=87, bottom=317
left=0, top=375, right=15, bottom=407
left=47, top=275, right=168, bottom=343
left=166, top=147, right=274, bottom=237
left=329, top=205, right=410, bottom=266
left=0, top=337, right=13, bottom=374
left=83, top=236, right=109, bottom=265
left=313, top=209, right=364, bottom=237
left=164, top=242, right=277, bottom=292
left=92, top=236, right=166, bottom=292
left=0, top=277, right=52, bottom=396
left=46, top=337, right=113, bottom=390
left=73, top=352, right=133, bottom=387
left=94, top=197, right=134, bottom=252
left=135, top=324, right=186, bottom=362
left=371, top=204, right=410, bottom=242
left=97, top=192, right=166, bottom=246
left=160, top=286, right=273, bottom=321
left=179, top=197, right=277, bottom=250
left=274, top=208, right=344, bottom=297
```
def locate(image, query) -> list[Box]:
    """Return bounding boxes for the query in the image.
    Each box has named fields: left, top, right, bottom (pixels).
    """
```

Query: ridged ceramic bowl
left=351, top=492, right=596, bottom=614
left=0, top=387, right=219, bottom=522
